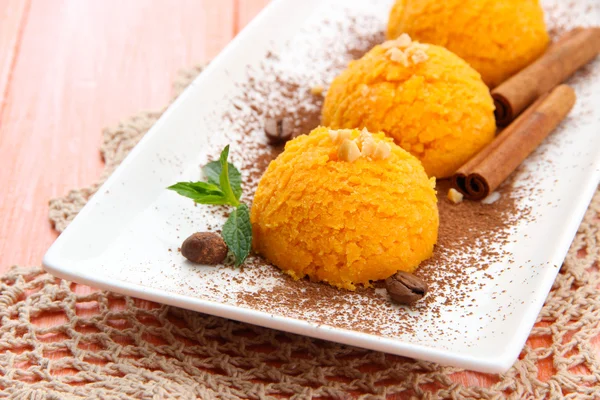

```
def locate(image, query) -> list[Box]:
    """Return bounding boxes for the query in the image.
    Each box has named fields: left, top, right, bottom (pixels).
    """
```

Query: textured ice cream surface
left=387, top=0, right=550, bottom=88
left=251, top=127, right=439, bottom=290
left=322, top=41, right=496, bottom=178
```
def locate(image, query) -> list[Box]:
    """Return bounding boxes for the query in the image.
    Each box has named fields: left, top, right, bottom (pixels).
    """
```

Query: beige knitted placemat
left=1, top=66, right=599, bottom=399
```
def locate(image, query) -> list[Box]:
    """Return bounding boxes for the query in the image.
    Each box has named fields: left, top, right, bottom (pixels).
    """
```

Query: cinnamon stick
left=452, top=85, right=576, bottom=201
left=492, top=27, right=599, bottom=126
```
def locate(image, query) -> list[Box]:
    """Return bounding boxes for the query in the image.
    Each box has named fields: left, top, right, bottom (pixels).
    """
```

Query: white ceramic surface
left=43, top=0, right=600, bottom=373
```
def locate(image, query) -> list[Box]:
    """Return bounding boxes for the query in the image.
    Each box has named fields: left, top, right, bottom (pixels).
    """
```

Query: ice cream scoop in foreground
left=251, top=127, right=439, bottom=290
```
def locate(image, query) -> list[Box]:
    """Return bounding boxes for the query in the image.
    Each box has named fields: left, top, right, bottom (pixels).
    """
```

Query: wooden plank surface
left=0, top=0, right=234, bottom=270
left=0, top=0, right=30, bottom=112
left=0, top=0, right=588, bottom=395
left=238, top=0, right=270, bottom=28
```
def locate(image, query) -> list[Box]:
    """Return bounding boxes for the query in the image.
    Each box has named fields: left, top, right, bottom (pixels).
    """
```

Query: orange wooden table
left=0, top=0, right=574, bottom=395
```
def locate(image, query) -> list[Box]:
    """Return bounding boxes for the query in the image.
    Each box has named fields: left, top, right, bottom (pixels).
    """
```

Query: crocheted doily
left=1, top=65, right=599, bottom=399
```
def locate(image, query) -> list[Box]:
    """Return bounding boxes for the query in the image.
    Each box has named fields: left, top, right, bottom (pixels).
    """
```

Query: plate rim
left=41, top=0, right=600, bottom=374
left=42, top=254, right=518, bottom=373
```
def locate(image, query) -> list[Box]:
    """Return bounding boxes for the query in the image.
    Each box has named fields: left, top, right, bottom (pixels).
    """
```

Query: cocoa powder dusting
left=237, top=177, right=527, bottom=336
left=174, top=0, right=599, bottom=343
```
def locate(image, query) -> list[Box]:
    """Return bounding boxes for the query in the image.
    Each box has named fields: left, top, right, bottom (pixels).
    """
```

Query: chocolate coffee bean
left=385, top=271, right=428, bottom=305
left=181, top=232, right=228, bottom=265
left=264, top=117, right=293, bottom=145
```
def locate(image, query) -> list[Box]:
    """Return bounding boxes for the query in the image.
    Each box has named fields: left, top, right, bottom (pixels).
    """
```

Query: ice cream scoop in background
left=322, top=37, right=496, bottom=178
left=387, top=0, right=550, bottom=88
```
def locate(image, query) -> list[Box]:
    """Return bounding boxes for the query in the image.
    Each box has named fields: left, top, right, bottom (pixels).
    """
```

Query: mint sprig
left=168, top=146, right=252, bottom=266
left=218, top=146, right=241, bottom=207
left=222, top=204, right=252, bottom=267
left=202, top=159, right=242, bottom=199
left=167, top=182, right=227, bottom=205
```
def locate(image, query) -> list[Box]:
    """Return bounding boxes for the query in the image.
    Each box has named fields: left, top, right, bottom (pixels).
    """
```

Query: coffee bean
left=181, top=232, right=228, bottom=265
left=264, top=117, right=293, bottom=145
left=385, top=271, right=428, bottom=305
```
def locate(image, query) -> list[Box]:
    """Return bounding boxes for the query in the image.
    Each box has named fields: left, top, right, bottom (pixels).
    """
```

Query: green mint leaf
left=167, top=182, right=228, bottom=205
left=218, top=145, right=241, bottom=207
left=222, top=203, right=252, bottom=267
left=202, top=160, right=242, bottom=199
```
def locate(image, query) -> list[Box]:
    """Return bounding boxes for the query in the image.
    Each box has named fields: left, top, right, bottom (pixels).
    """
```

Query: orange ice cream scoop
left=251, top=127, right=439, bottom=291
left=322, top=38, right=496, bottom=178
left=387, top=0, right=550, bottom=88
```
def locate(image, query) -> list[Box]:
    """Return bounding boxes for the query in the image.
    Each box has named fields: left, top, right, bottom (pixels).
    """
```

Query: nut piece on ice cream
left=387, top=0, right=550, bottom=88
left=251, top=127, right=439, bottom=290
left=337, top=138, right=361, bottom=162
left=322, top=38, right=496, bottom=178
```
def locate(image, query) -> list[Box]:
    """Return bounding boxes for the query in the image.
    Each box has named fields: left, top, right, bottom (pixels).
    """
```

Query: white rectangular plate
left=43, top=0, right=600, bottom=373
